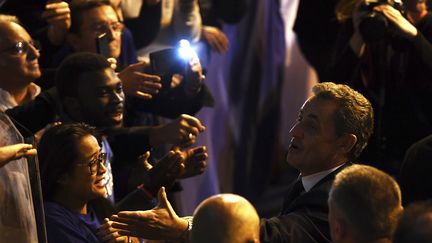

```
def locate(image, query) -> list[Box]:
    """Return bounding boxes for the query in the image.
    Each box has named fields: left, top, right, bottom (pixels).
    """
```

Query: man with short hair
left=191, top=193, right=260, bottom=243
left=393, top=200, right=432, bottom=243
left=328, top=164, right=403, bottom=243
left=62, top=0, right=211, bottom=110
left=109, top=82, right=375, bottom=243
left=0, top=15, right=41, bottom=111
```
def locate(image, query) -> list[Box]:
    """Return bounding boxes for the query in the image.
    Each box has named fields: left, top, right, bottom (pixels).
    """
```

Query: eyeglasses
left=90, top=22, right=124, bottom=35
left=0, top=40, right=41, bottom=55
left=76, top=152, right=107, bottom=175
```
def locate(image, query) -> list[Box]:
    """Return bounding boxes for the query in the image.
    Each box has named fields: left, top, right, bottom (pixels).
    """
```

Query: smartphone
left=149, top=48, right=178, bottom=76
left=96, top=33, right=111, bottom=58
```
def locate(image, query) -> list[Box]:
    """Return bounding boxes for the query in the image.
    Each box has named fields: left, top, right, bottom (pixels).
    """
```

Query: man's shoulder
left=260, top=209, right=331, bottom=243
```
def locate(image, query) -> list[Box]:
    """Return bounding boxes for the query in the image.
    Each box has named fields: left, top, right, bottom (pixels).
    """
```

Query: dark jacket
left=260, top=163, right=350, bottom=243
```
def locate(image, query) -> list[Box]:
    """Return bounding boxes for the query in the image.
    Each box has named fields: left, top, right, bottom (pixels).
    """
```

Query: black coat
left=260, top=164, right=350, bottom=243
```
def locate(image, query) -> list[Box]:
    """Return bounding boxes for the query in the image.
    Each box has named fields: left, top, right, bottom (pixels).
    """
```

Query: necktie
left=280, top=177, right=305, bottom=214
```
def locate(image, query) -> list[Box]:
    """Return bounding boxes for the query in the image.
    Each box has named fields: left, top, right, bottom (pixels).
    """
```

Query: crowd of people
left=1, top=0, right=432, bottom=242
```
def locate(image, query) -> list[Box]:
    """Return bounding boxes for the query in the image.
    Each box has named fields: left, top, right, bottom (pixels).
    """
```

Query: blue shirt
left=44, top=201, right=102, bottom=243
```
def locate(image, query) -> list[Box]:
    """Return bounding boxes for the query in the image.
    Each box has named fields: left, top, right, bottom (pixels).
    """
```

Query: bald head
left=191, top=194, right=260, bottom=243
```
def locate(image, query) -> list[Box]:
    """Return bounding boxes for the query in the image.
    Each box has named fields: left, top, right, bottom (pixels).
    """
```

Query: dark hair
left=399, top=134, right=432, bottom=206
left=393, top=200, right=432, bottom=243
left=312, top=82, right=374, bottom=160
left=38, top=123, right=97, bottom=200
left=69, top=0, right=112, bottom=34
left=55, top=52, right=111, bottom=99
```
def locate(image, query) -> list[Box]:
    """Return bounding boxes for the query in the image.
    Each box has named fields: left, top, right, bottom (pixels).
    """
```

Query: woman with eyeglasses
left=39, top=123, right=135, bottom=242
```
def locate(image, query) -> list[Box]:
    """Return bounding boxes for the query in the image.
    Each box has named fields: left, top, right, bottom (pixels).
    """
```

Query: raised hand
left=111, top=187, right=189, bottom=240
left=118, top=62, right=162, bottom=99
left=149, top=114, right=205, bottom=147
left=202, top=26, right=229, bottom=54
left=42, top=1, right=71, bottom=45
left=175, top=146, right=208, bottom=179
left=373, top=4, right=418, bottom=38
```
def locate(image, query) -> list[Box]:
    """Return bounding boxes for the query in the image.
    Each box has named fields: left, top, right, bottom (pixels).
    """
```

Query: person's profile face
left=0, top=23, right=41, bottom=87
left=63, top=135, right=107, bottom=201
left=76, top=68, right=125, bottom=128
left=71, top=5, right=122, bottom=58
left=286, top=96, right=343, bottom=175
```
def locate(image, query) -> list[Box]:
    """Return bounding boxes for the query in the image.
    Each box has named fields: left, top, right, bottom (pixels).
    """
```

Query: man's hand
left=118, top=62, right=162, bottom=99
left=97, top=218, right=139, bottom=243
left=0, top=144, right=37, bottom=168
left=129, top=150, right=184, bottom=193
left=111, top=187, right=189, bottom=240
left=149, top=114, right=205, bottom=147
left=202, top=26, right=229, bottom=54
left=374, top=5, right=418, bottom=38
left=42, top=1, right=71, bottom=45
left=183, top=53, right=205, bottom=96
left=175, top=146, right=208, bottom=179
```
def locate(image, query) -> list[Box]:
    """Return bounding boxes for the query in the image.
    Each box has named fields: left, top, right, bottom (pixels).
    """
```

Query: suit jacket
left=260, top=163, right=351, bottom=243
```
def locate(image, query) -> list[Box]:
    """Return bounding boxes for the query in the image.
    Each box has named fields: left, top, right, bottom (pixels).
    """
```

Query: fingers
left=138, top=151, right=152, bottom=171
left=15, top=144, right=36, bottom=158
left=179, top=114, right=205, bottom=134
left=128, top=61, right=150, bottom=70
left=97, top=218, right=127, bottom=242
left=156, top=187, right=176, bottom=214
left=178, top=146, right=208, bottom=178
left=42, top=1, right=70, bottom=19
left=372, top=5, right=417, bottom=37
left=119, top=63, right=162, bottom=99
left=25, top=149, right=38, bottom=157
left=116, top=211, right=149, bottom=221
left=203, top=26, right=229, bottom=53
left=157, top=150, right=183, bottom=176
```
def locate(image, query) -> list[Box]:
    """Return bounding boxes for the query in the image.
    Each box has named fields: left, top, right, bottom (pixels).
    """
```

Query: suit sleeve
left=260, top=213, right=326, bottom=243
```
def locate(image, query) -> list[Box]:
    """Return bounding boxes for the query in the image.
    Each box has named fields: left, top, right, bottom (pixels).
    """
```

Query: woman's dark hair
left=38, top=123, right=97, bottom=200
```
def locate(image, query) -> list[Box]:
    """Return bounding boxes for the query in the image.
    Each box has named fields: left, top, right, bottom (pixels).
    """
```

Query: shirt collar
left=301, top=163, right=345, bottom=192
left=0, top=83, right=41, bottom=111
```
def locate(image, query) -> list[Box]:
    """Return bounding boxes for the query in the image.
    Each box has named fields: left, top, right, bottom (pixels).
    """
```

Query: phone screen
left=96, top=33, right=111, bottom=58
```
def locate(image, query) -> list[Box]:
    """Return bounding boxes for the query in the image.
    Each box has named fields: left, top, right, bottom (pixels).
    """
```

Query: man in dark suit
left=108, top=82, right=374, bottom=243
left=259, top=82, right=374, bottom=242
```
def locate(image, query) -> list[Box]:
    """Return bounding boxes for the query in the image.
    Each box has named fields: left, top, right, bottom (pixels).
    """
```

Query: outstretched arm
left=111, top=187, right=190, bottom=240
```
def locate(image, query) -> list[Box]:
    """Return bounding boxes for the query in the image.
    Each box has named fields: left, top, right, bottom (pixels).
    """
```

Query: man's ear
left=338, top=134, right=357, bottom=155
left=67, top=32, right=80, bottom=51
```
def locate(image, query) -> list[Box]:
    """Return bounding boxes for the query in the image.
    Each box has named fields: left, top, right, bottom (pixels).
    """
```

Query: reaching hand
left=42, top=1, right=71, bottom=45
left=111, top=187, right=189, bottom=240
left=118, top=62, right=162, bottom=99
left=202, top=26, right=229, bottom=54
left=149, top=114, right=205, bottom=147
left=175, top=146, right=208, bottom=179
left=183, top=53, right=205, bottom=96
left=373, top=5, right=418, bottom=38
left=97, top=218, right=140, bottom=243
left=0, top=144, right=37, bottom=168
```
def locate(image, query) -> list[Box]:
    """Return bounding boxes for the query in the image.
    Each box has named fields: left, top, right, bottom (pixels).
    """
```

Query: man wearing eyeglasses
left=58, top=0, right=212, bottom=116
left=0, top=14, right=42, bottom=111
